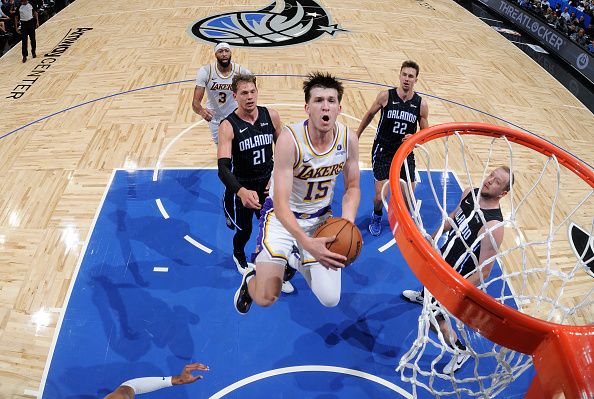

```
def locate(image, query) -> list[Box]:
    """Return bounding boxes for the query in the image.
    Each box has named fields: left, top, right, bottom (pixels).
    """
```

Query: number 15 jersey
left=271, top=120, right=349, bottom=214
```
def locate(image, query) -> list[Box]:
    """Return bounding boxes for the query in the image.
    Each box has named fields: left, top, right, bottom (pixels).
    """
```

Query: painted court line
left=208, top=365, right=412, bottom=399
left=155, top=198, right=170, bottom=219
left=378, top=238, right=396, bottom=253
left=37, top=170, right=118, bottom=398
left=184, top=235, right=213, bottom=254
left=153, top=120, right=204, bottom=182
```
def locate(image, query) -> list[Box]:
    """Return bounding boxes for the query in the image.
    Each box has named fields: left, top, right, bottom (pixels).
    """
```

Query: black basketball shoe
left=281, top=244, right=300, bottom=294
left=234, top=266, right=255, bottom=315
left=283, top=264, right=296, bottom=282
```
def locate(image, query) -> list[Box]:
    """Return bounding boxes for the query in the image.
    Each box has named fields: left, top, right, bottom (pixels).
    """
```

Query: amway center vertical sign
left=7, top=27, right=93, bottom=100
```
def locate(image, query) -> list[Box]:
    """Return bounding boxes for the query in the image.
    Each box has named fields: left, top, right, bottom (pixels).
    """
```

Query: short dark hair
left=231, top=73, right=257, bottom=93
left=501, top=166, right=515, bottom=192
left=400, top=60, right=420, bottom=77
left=303, top=72, right=344, bottom=103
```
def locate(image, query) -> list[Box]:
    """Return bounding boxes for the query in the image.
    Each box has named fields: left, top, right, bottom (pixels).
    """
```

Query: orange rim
left=387, top=122, right=594, bottom=399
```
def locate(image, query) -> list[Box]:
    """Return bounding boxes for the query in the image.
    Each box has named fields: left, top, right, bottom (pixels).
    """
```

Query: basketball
left=313, top=217, right=363, bottom=265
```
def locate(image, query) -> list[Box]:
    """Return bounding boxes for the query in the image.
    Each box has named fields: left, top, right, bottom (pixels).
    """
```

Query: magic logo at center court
left=188, top=0, right=347, bottom=48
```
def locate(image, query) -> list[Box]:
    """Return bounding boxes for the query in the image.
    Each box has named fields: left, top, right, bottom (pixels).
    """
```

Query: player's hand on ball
left=303, top=236, right=347, bottom=270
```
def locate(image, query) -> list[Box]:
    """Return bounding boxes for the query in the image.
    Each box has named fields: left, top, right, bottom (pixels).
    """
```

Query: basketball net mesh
left=388, top=131, right=593, bottom=398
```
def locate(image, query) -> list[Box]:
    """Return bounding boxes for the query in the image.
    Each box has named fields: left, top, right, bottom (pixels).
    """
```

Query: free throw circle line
left=208, top=365, right=412, bottom=399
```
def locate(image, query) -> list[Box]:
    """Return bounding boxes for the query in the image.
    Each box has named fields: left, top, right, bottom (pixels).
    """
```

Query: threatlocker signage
left=479, top=0, right=594, bottom=83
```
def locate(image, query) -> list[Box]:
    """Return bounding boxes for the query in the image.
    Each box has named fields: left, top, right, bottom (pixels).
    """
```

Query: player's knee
left=254, top=293, right=278, bottom=307
left=253, top=284, right=281, bottom=307
left=316, top=292, right=340, bottom=308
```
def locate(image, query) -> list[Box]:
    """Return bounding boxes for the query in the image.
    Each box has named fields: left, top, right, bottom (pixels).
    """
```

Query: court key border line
left=37, top=169, right=118, bottom=399
left=208, top=365, right=413, bottom=399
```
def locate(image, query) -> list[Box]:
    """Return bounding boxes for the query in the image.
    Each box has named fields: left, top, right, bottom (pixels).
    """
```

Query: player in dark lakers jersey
left=216, top=73, right=294, bottom=294
left=355, top=60, right=429, bottom=236
left=402, top=166, right=513, bottom=373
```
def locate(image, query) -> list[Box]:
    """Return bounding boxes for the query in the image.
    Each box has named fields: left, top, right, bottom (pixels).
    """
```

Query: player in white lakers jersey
left=234, top=72, right=360, bottom=315
left=192, top=42, right=251, bottom=144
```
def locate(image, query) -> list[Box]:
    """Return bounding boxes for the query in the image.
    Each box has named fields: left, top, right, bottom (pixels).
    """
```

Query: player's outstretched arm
left=172, top=362, right=210, bottom=385
left=104, top=362, right=209, bottom=399
left=341, top=129, right=360, bottom=223
left=355, top=90, right=388, bottom=138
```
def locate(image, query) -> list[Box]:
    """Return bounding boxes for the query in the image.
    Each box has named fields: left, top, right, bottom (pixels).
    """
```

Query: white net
left=389, top=129, right=594, bottom=398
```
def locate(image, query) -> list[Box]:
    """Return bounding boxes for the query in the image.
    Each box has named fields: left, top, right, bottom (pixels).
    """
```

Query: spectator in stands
left=577, top=15, right=586, bottom=28
left=1, top=0, right=16, bottom=27
left=587, top=37, right=594, bottom=52
left=556, top=15, right=569, bottom=33
left=0, top=3, right=9, bottom=22
left=571, top=27, right=590, bottom=45
left=586, top=22, right=594, bottom=37
left=561, top=6, right=571, bottom=21
left=554, top=3, right=562, bottom=16
left=546, top=7, right=558, bottom=23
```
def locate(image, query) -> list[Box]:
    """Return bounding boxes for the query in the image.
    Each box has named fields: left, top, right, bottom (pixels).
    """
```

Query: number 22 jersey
left=374, top=88, right=422, bottom=151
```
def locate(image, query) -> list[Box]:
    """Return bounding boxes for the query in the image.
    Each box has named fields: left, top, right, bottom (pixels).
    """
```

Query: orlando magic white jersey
left=271, top=120, right=349, bottom=214
left=195, top=62, right=250, bottom=123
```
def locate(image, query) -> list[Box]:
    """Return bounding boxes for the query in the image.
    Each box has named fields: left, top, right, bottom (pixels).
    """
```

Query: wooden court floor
left=0, top=0, right=592, bottom=397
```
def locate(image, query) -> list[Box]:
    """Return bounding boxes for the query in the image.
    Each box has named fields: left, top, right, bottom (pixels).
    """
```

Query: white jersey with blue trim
left=271, top=119, right=349, bottom=215
left=195, top=62, right=250, bottom=123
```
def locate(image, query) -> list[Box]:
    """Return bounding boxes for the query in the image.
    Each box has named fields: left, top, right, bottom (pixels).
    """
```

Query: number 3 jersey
left=225, top=106, right=275, bottom=183
left=374, top=88, right=422, bottom=152
left=195, top=62, right=251, bottom=123
left=271, top=120, right=349, bottom=214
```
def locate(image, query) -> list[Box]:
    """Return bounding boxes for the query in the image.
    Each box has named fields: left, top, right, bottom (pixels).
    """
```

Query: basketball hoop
left=388, top=122, right=593, bottom=399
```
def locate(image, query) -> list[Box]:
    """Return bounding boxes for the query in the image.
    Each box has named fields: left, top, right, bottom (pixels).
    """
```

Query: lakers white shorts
left=208, top=120, right=221, bottom=144
left=253, top=198, right=331, bottom=267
